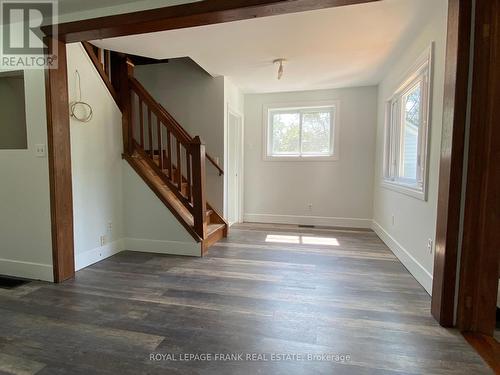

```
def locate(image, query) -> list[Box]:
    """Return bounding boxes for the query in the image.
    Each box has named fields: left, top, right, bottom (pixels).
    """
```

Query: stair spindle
left=185, top=148, right=191, bottom=201
left=139, top=98, right=144, bottom=148
left=176, top=139, right=182, bottom=190
left=166, top=129, right=172, bottom=179
left=157, top=118, right=163, bottom=170
left=148, top=109, right=153, bottom=158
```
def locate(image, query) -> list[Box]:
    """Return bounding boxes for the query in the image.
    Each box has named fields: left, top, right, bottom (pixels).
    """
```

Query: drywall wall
left=244, top=87, right=377, bottom=228
left=0, top=69, right=53, bottom=281
left=0, top=72, right=27, bottom=149
left=122, top=163, right=200, bottom=256
left=372, top=0, right=448, bottom=295
left=135, top=58, right=225, bottom=212
left=67, top=43, right=125, bottom=270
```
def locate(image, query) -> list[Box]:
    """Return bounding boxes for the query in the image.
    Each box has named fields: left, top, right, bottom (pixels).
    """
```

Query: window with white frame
left=264, top=103, right=338, bottom=160
left=383, top=46, right=433, bottom=200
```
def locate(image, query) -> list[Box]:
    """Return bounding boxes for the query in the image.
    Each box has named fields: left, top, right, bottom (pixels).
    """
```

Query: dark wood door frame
left=456, top=0, right=500, bottom=335
left=43, top=0, right=381, bottom=282
left=431, top=0, right=473, bottom=327
left=432, top=0, right=500, bottom=335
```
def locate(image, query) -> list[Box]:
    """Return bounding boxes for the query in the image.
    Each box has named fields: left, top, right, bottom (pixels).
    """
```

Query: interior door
left=227, top=111, right=242, bottom=225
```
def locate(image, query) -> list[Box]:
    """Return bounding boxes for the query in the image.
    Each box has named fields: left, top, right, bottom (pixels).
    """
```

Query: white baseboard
left=243, top=213, right=372, bottom=229
left=0, top=258, right=53, bottom=282
left=75, top=239, right=125, bottom=271
left=371, top=220, right=433, bottom=295
left=124, top=238, right=200, bottom=257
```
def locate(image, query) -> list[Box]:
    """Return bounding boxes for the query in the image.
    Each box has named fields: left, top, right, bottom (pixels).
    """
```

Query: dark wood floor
left=0, top=223, right=492, bottom=374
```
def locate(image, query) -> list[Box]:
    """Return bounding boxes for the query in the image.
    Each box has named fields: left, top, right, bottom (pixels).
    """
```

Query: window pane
left=401, top=84, right=421, bottom=180
left=270, top=112, right=300, bottom=155
left=301, top=111, right=331, bottom=154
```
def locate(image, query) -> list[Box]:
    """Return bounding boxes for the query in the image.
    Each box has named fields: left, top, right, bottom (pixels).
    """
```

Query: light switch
left=35, top=144, right=46, bottom=157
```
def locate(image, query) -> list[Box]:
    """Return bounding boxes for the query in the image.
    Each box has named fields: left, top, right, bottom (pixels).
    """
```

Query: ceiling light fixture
left=273, top=58, right=286, bottom=80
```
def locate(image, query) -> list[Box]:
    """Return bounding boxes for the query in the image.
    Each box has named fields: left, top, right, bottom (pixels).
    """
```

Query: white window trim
left=382, top=44, right=434, bottom=201
left=262, top=100, right=340, bottom=162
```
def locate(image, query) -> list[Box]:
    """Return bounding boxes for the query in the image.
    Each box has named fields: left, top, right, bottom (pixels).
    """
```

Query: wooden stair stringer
left=124, top=153, right=202, bottom=243
left=124, top=153, right=228, bottom=253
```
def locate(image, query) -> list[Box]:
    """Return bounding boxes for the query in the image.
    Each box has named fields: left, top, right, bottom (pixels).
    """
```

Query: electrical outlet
left=35, top=144, right=46, bottom=158
left=107, top=221, right=113, bottom=233
left=427, top=239, right=433, bottom=253
left=391, top=215, right=395, bottom=226
left=100, top=235, right=106, bottom=246
left=308, top=203, right=313, bottom=211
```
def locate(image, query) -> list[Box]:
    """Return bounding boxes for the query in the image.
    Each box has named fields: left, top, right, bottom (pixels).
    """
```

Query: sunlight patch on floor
left=265, top=234, right=339, bottom=246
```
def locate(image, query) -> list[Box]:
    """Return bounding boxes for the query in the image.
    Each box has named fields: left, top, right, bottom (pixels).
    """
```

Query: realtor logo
left=1, top=0, right=58, bottom=68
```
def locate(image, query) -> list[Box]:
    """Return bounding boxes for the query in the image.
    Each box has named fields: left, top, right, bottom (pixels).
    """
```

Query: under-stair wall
left=123, top=163, right=199, bottom=256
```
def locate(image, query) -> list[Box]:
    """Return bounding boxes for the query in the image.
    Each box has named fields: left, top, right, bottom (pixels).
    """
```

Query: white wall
left=67, top=43, right=125, bottom=270
left=244, top=87, right=377, bottom=228
left=372, top=0, right=448, bottom=294
left=135, top=58, right=225, bottom=212
left=0, top=69, right=53, bottom=281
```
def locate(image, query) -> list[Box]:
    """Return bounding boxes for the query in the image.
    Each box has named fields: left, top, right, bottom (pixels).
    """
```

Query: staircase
left=83, top=42, right=228, bottom=254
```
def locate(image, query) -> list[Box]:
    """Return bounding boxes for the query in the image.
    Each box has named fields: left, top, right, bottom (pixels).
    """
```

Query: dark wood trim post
left=431, top=0, right=472, bottom=326
left=190, top=136, right=207, bottom=240
left=45, top=37, right=75, bottom=282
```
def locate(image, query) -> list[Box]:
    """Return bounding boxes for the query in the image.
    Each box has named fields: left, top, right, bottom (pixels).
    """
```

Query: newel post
left=119, top=57, right=135, bottom=155
left=190, top=136, right=207, bottom=239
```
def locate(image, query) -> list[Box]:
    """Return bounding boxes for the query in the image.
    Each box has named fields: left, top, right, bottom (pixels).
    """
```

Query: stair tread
left=207, top=223, right=225, bottom=236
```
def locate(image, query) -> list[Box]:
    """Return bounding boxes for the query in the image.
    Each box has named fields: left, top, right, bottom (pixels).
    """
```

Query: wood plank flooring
left=0, top=223, right=492, bottom=374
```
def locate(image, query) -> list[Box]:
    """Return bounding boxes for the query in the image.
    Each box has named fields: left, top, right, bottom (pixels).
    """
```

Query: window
left=383, top=46, right=433, bottom=200
left=264, top=102, right=338, bottom=160
left=0, top=70, right=27, bottom=150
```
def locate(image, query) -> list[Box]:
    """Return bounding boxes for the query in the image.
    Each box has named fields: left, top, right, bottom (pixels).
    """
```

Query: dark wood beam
left=431, top=0, right=472, bottom=327
left=44, top=0, right=379, bottom=43
left=45, top=37, right=75, bottom=282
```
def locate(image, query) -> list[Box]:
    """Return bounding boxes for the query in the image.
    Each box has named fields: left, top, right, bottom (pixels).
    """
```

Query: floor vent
left=0, top=276, right=30, bottom=289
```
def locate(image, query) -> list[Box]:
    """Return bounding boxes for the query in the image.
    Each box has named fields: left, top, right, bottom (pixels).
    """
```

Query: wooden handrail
left=157, top=103, right=224, bottom=176
left=132, top=78, right=224, bottom=176
left=128, top=75, right=214, bottom=238
left=81, top=42, right=120, bottom=109
left=123, top=58, right=225, bottom=240
left=129, top=77, right=191, bottom=145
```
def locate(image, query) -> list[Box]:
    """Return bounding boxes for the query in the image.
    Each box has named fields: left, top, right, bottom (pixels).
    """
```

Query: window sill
left=381, top=180, right=427, bottom=201
left=263, top=155, right=339, bottom=162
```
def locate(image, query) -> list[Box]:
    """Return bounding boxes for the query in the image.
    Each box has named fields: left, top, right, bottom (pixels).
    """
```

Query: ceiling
left=91, top=0, right=438, bottom=93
